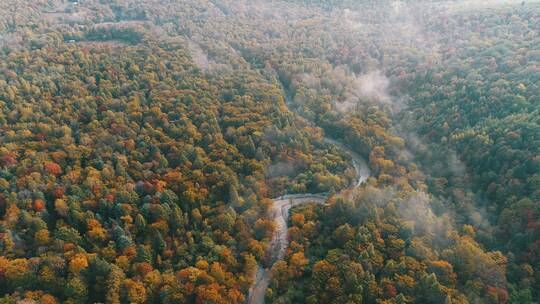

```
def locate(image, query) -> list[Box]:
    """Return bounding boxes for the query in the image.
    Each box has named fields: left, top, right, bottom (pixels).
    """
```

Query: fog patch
left=342, top=8, right=363, bottom=29
left=447, top=149, right=467, bottom=177
left=396, top=128, right=495, bottom=233
left=391, top=1, right=406, bottom=14
left=188, top=41, right=210, bottom=72
left=335, top=70, right=406, bottom=113
left=399, top=190, right=453, bottom=239
left=354, top=71, right=391, bottom=104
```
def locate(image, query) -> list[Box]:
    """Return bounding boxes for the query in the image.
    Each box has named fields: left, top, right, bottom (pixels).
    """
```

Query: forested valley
left=0, top=0, right=538, bottom=303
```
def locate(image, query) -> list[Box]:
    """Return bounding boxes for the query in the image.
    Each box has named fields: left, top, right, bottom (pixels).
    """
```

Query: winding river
left=247, top=131, right=370, bottom=304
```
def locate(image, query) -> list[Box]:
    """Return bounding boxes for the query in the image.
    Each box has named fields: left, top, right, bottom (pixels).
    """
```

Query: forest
left=0, top=0, right=538, bottom=303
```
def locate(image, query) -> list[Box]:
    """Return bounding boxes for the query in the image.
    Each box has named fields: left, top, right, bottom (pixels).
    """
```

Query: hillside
left=0, top=1, right=538, bottom=303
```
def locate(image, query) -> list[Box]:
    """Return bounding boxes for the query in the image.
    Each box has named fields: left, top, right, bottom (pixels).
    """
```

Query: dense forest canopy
left=0, top=0, right=538, bottom=303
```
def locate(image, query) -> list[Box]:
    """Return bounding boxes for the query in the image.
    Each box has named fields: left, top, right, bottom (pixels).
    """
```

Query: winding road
left=247, top=133, right=370, bottom=304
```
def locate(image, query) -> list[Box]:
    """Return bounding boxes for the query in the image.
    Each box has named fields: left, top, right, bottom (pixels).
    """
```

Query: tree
left=69, top=253, right=89, bottom=274
left=288, top=252, right=308, bottom=277
left=65, top=277, right=88, bottom=303
left=44, top=162, right=62, bottom=176
left=123, top=279, right=147, bottom=304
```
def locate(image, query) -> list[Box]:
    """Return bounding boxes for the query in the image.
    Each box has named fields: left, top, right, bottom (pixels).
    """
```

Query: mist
left=188, top=41, right=210, bottom=72
left=354, top=71, right=391, bottom=104
left=319, top=0, right=524, bottom=255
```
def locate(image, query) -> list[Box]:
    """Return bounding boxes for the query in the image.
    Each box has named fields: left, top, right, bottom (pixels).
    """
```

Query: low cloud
left=335, top=70, right=406, bottom=113
left=398, top=191, right=453, bottom=240
left=354, top=70, right=391, bottom=104
left=188, top=41, right=210, bottom=72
